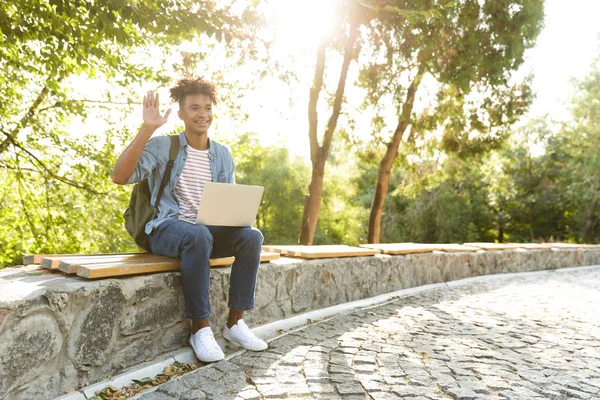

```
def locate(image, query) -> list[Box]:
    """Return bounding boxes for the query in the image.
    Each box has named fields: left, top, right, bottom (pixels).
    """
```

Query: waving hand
left=143, top=91, right=171, bottom=130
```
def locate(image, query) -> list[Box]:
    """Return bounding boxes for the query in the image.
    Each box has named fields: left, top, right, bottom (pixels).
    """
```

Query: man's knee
left=181, top=225, right=214, bottom=250
left=243, top=227, right=264, bottom=246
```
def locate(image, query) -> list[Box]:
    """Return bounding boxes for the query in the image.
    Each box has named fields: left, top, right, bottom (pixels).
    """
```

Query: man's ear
left=178, top=109, right=184, bottom=120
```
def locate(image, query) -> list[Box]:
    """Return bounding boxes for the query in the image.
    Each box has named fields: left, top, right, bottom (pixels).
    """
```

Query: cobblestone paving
left=138, top=267, right=600, bottom=400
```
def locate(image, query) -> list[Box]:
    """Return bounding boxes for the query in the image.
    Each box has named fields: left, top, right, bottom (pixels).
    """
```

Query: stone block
left=290, top=264, right=320, bottom=312
left=121, top=293, right=185, bottom=335
left=0, top=313, right=63, bottom=396
left=69, top=284, right=126, bottom=367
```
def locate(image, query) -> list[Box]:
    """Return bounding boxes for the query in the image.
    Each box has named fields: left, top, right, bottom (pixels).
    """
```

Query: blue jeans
left=148, top=218, right=264, bottom=320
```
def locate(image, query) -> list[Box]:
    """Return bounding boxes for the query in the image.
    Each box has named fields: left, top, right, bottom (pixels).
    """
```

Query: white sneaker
left=189, top=327, right=225, bottom=362
left=223, top=319, right=268, bottom=351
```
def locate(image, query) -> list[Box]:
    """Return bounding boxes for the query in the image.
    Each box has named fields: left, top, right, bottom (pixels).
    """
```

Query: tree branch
left=0, top=134, right=12, bottom=154
left=369, top=65, right=403, bottom=107
left=9, top=84, right=50, bottom=138
left=391, top=59, right=427, bottom=149
left=37, top=99, right=139, bottom=113
left=15, top=175, right=43, bottom=249
left=321, top=20, right=360, bottom=159
left=308, top=39, right=328, bottom=163
left=5, top=142, right=110, bottom=195
left=1, top=80, right=57, bottom=155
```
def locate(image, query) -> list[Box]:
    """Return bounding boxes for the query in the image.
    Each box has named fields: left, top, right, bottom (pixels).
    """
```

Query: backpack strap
left=153, top=135, right=181, bottom=208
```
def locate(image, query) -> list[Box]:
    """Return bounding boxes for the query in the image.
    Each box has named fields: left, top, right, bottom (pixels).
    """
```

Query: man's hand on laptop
left=142, top=90, right=171, bottom=132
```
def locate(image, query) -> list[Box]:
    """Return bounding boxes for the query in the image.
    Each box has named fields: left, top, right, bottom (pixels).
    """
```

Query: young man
left=112, top=78, right=267, bottom=362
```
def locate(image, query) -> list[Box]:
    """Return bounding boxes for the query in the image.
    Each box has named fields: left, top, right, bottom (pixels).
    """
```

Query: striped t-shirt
left=175, top=146, right=212, bottom=219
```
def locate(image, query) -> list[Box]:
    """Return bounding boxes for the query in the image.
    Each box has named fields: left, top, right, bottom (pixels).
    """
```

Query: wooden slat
left=360, top=243, right=479, bottom=255
left=208, top=257, right=236, bottom=267
left=464, top=242, right=525, bottom=250
left=31, top=252, right=145, bottom=266
left=545, top=243, right=582, bottom=248
left=58, top=254, right=175, bottom=274
left=261, top=245, right=281, bottom=255
left=57, top=252, right=279, bottom=275
left=42, top=253, right=157, bottom=270
left=360, top=243, right=441, bottom=254
left=78, top=261, right=180, bottom=279
left=436, top=244, right=480, bottom=252
left=262, top=245, right=379, bottom=259
left=77, top=257, right=236, bottom=279
left=262, top=245, right=349, bottom=255
left=259, top=252, right=280, bottom=263
left=466, top=242, right=585, bottom=250
left=505, top=243, right=553, bottom=250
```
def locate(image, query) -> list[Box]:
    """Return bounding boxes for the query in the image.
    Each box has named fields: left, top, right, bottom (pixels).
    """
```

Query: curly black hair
left=169, top=77, right=218, bottom=107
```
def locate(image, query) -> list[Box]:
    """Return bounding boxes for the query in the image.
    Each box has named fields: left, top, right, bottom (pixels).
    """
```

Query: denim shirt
left=126, top=131, right=235, bottom=234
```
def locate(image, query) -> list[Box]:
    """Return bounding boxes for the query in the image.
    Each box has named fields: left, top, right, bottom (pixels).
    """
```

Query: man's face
left=178, top=93, right=213, bottom=136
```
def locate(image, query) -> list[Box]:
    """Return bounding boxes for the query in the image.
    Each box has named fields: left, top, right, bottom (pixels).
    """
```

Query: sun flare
left=268, top=0, right=337, bottom=53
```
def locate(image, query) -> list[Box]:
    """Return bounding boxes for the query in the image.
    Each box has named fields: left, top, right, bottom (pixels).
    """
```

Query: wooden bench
left=261, top=245, right=380, bottom=258
left=25, top=252, right=280, bottom=279
left=26, top=242, right=594, bottom=279
left=359, top=243, right=480, bottom=255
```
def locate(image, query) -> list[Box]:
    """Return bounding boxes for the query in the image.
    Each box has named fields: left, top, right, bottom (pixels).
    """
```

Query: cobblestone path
left=139, top=266, right=600, bottom=400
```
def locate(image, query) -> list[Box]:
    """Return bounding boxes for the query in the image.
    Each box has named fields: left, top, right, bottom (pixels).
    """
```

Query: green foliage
left=0, top=127, right=137, bottom=267
left=359, top=0, right=542, bottom=141
left=352, top=152, right=495, bottom=244
left=226, top=133, right=370, bottom=247
left=0, top=0, right=260, bottom=267
left=0, top=0, right=257, bottom=175
left=313, top=140, right=371, bottom=246
left=493, top=120, right=568, bottom=242
left=362, top=53, right=600, bottom=246
left=3, top=0, right=600, bottom=268
left=225, top=133, right=309, bottom=244
left=547, top=59, right=600, bottom=242
left=471, top=62, right=600, bottom=244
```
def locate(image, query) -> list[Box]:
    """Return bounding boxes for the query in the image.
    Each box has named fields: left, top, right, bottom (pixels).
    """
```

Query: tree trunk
left=583, top=176, right=600, bottom=243
left=584, top=199, right=597, bottom=243
left=299, top=21, right=358, bottom=245
left=367, top=64, right=426, bottom=243
left=299, top=158, right=326, bottom=245
left=497, top=210, right=504, bottom=243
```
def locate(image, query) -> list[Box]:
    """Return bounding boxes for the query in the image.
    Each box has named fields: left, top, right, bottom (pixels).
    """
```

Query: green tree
left=549, top=58, right=600, bottom=242
left=313, top=133, right=370, bottom=245
left=352, top=143, right=495, bottom=244
left=298, top=0, right=444, bottom=245
left=492, top=60, right=600, bottom=244
left=0, top=0, right=260, bottom=266
left=227, top=133, right=309, bottom=244
left=358, top=0, right=544, bottom=243
left=299, top=1, right=361, bottom=245
left=1, top=0, right=253, bottom=167
left=495, top=120, right=568, bottom=242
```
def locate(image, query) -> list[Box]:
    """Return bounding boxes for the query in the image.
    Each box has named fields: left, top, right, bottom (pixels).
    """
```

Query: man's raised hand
left=142, top=91, right=172, bottom=131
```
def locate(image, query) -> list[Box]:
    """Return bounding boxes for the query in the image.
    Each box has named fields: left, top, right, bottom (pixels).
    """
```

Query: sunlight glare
left=268, top=0, right=337, bottom=53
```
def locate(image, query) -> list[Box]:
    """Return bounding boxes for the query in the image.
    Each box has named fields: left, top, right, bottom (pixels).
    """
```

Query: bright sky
left=522, top=0, right=600, bottom=121
left=216, top=0, right=339, bottom=156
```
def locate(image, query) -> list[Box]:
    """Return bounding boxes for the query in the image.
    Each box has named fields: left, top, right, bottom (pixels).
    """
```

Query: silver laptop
left=182, top=182, right=264, bottom=227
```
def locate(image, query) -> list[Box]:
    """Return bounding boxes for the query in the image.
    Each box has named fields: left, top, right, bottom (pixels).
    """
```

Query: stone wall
left=1, top=248, right=599, bottom=400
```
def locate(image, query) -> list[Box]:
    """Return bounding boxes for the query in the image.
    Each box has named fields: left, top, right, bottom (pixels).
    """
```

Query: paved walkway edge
left=54, top=263, right=600, bottom=400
